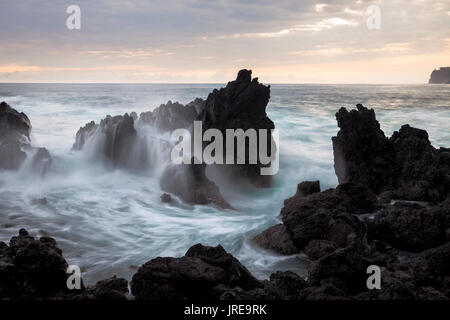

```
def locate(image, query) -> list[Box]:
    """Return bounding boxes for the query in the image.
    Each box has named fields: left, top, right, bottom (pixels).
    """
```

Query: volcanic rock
left=160, top=159, right=233, bottom=209
left=197, top=69, right=275, bottom=187
left=0, top=101, right=31, bottom=170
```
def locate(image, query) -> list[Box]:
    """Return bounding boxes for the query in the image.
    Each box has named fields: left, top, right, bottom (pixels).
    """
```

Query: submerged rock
left=30, top=147, right=53, bottom=176
left=160, top=193, right=172, bottom=203
left=160, top=159, right=233, bottom=210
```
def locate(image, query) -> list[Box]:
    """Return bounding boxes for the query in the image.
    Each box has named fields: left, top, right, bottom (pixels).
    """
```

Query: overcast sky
left=0, top=0, right=449, bottom=83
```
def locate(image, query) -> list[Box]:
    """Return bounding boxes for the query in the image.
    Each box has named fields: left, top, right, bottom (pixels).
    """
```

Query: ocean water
left=0, top=83, right=449, bottom=285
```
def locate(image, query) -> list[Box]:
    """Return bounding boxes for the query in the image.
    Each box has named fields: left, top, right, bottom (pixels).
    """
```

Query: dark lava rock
left=0, top=229, right=69, bottom=299
left=369, top=201, right=450, bottom=252
left=0, top=101, right=31, bottom=140
left=390, top=124, right=450, bottom=202
left=332, top=104, right=450, bottom=202
left=197, top=69, right=275, bottom=187
left=86, top=276, right=129, bottom=300
left=139, top=99, right=205, bottom=133
left=130, top=256, right=227, bottom=300
left=30, top=147, right=53, bottom=176
left=295, top=180, right=321, bottom=198
left=185, top=244, right=261, bottom=290
left=216, top=270, right=307, bottom=300
left=73, top=114, right=139, bottom=168
left=280, top=183, right=376, bottom=250
left=308, top=240, right=371, bottom=294
left=160, top=193, right=172, bottom=203
left=252, top=224, right=299, bottom=255
left=332, top=104, right=396, bottom=194
left=73, top=120, right=98, bottom=150
left=0, top=102, right=31, bottom=170
left=160, top=159, right=233, bottom=210
left=304, top=240, right=337, bottom=260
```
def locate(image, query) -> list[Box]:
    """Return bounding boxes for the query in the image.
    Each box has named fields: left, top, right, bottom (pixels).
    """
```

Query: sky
left=0, top=0, right=449, bottom=83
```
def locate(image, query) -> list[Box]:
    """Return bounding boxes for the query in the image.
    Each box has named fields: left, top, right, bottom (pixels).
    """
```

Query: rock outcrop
left=0, top=101, right=31, bottom=170
left=252, top=104, right=449, bottom=300
left=0, top=229, right=128, bottom=300
left=73, top=113, right=140, bottom=168
left=139, top=99, right=205, bottom=133
left=332, top=104, right=450, bottom=202
left=0, top=102, right=53, bottom=174
left=429, top=67, right=450, bottom=84
left=197, top=69, right=276, bottom=187
left=332, top=104, right=396, bottom=194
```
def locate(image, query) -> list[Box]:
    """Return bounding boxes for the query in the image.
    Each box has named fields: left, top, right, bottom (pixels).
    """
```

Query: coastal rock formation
left=73, top=120, right=98, bottom=150
left=0, top=101, right=31, bottom=170
left=73, top=114, right=140, bottom=168
left=160, top=159, right=233, bottom=209
left=252, top=224, right=299, bottom=255
left=389, top=124, right=450, bottom=202
left=130, top=243, right=307, bottom=300
left=0, top=228, right=68, bottom=299
left=185, top=244, right=261, bottom=290
left=251, top=104, right=449, bottom=299
left=2, top=226, right=449, bottom=300
left=197, top=69, right=275, bottom=187
left=139, top=98, right=205, bottom=133
left=253, top=181, right=377, bottom=255
left=332, top=104, right=395, bottom=194
left=368, top=200, right=450, bottom=252
left=30, top=147, right=53, bottom=176
left=0, top=102, right=53, bottom=174
left=429, top=67, right=450, bottom=84
left=332, top=104, right=450, bottom=202
left=0, top=229, right=128, bottom=300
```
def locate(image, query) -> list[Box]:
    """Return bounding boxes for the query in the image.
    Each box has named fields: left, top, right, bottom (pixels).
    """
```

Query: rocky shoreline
left=0, top=71, right=449, bottom=300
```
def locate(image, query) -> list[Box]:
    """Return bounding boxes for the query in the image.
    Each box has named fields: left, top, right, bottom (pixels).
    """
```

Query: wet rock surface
left=0, top=102, right=54, bottom=174
left=251, top=104, right=449, bottom=300
left=160, top=159, right=233, bottom=210
left=252, top=224, right=299, bottom=255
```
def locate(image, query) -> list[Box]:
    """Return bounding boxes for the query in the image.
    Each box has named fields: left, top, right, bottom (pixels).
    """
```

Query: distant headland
left=429, top=67, right=450, bottom=84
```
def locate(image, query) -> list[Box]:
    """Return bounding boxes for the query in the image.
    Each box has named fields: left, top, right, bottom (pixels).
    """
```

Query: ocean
left=0, top=83, right=449, bottom=285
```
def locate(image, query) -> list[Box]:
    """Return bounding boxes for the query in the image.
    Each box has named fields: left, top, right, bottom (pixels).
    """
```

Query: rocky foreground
left=1, top=100, right=449, bottom=299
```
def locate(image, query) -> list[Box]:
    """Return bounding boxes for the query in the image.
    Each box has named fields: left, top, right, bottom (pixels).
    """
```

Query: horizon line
left=0, top=81, right=431, bottom=85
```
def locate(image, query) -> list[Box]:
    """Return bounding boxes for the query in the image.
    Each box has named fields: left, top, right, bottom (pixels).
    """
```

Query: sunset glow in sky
left=0, top=0, right=449, bottom=83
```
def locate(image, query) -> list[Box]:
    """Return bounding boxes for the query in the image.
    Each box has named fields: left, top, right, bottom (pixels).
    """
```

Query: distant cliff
left=429, top=67, right=450, bottom=84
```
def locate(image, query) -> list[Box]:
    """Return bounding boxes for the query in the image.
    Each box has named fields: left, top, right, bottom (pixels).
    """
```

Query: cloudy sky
left=0, top=0, right=449, bottom=83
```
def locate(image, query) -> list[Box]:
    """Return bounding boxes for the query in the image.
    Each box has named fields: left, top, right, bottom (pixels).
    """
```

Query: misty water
left=0, top=83, right=449, bottom=285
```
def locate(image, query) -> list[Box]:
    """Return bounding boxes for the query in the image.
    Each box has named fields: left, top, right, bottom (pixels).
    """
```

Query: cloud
left=0, top=64, right=42, bottom=73
left=0, top=0, right=449, bottom=83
